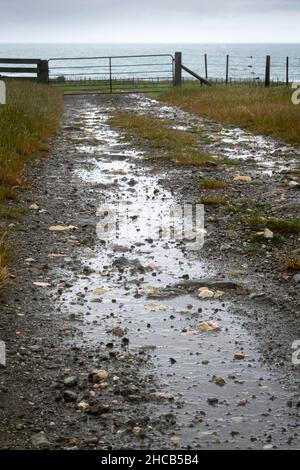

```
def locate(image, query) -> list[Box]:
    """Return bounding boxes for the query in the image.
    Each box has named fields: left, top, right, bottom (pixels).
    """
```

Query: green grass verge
left=109, top=112, right=215, bottom=166
left=159, top=83, right=300, bottom=146
left=0, top=80, right=63, bottom=286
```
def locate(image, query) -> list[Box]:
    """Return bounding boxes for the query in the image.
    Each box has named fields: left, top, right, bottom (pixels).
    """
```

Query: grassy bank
left=0, top=80, right=62, bottom=285
left=159, top=84, right=300, bottom=146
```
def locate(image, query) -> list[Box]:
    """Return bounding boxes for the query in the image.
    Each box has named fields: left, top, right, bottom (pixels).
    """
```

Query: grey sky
left=0, top=0, right=299, bottom=43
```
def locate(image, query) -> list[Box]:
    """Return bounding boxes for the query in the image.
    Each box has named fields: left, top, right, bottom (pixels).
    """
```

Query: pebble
left=207, top=398, right=219, bottom=406
left=213, top=376, right=226, bottom=387
left=263, top=228, right=274, bottom=240
left=237, top=399, right=248, bottom=407
left=89, top=403, right=110, bottom=415
left=112, top=327, right=125, bottom=337
left=89, top=370, right=109, bottom=382
left=234, top=352, right=245, bottom=360
left=31, top=432, right=51, bottom=449
left=132, top=426, right=144, bottom=438
left=198, top=287, right=224, bottom=299
left=63, top=391, right=78, bottom=402
left=293, top=274, right=300, bottom=284
left=63, top=376, right=78, bottom=387
left=263, top=444, right=274, bottom=450
left=78, top=400, right=90, bottom=412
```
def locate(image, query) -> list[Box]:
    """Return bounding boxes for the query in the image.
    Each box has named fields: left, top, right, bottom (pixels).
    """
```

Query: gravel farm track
left=0, top=94, right=300, bottom=450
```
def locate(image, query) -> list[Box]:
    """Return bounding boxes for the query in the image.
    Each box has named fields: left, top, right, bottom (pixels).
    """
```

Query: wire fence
left=2, top=52, right=299, bottom=91
left=48, top=54, right=174, bottom=94
left=181, top=53, right=300, bottom=83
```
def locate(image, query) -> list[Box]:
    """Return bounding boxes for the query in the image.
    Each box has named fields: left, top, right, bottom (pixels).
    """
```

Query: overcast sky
left=1, top=0, right=299, bottom=43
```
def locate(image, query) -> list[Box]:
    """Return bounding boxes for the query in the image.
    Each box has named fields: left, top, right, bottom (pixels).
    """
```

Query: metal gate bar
left=48, top=54, right=174, bottom=95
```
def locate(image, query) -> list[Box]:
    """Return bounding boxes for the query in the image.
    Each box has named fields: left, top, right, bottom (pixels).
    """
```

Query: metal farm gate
left=48, top=54, right=175, bottom=94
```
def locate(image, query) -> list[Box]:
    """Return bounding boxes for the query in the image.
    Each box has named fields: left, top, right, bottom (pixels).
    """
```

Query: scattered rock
left=207, top=397, right=219, bottom=406
left=198, top=287, right=214, bottom=299
left=293, top=274, right=300, bottom=284
left=83, top=266, right=95, bottom=275
left=184, top=321, right=221, bottom=335
left=112, top=244, right=130, bottom=253
left=249, top=292, right=268, bottom=300
left=31, top=432, right=50, bottom=449
left=48, top=253, right=65, bottom=259
left=49, top=225, right=78, bottom=232
left=170, top=436, right=181, bottom=445
left=63, top=390, right=77, bottom=402
left=89, top=403, right=110, bottom=415
left=33, top=281, right=51, bottom=288
left=111, top=327, right=125, bottom=337
left=212, top=376, right=226, bottom=387
left=233, top=175, right=252, bottom=182
left=93, top=288, right=110, bottom=295
left=144, top=303, right=167, bottom=311
left=142, top=263, right=157, bottom=271
left=263, top=444, right=274, bottom=450
left=132, top=426, right=144, bottom=438
left=150, top=392, right=176, bottom=401
left=146, top=287, right=184, bottom=299
left=63, top=376, right=78, bottom=387
left=237, top=399, right=248, bottom=407
left=234, top=352, right=245, bottom=360
left=128, top=179, right=138, bottom=187
left=85, top=437, right=99, bottom=448
left=78, top=400, right=90, bottom=412
left=198, top=287, right=224, bottom=299
left=113, top=257, right=143, bottom=271
left=263, top=228, right=274, bottom=239
left=89, top=370, right=109, bottom=383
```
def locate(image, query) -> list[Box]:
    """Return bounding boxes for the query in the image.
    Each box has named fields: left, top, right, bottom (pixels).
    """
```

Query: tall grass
left=110, top=112, right=212, bottom=165
left=160, top=84, right=300, bottom=146
left=0, top=80, right=62, bottom=285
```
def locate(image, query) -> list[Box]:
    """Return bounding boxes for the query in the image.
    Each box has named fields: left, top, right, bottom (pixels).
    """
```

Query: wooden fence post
left=265, top=55, right=271, bottom=87
left=174, top=52, right=182, bottom=87
left=204, top=53, right=208, bottom=80
left=286, top=57, right=289, bottom=86
left=37, top=60, right=49, bottom=83
left=225, top=54, right=229, bottom=84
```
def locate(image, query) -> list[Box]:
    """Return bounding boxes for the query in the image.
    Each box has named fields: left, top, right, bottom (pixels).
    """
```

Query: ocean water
left=0, top=43, right=299, bottom=82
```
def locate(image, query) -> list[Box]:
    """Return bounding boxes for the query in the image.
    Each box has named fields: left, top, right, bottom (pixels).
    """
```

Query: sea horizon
left=1, top=42, right=299, bottom=81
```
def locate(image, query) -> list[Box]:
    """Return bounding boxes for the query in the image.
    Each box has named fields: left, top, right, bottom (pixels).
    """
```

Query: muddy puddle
left=53, top=96, right=300, bottom=449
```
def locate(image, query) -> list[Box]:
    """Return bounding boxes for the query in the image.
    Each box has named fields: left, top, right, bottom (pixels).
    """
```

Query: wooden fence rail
left=0, top=58, right=49, bottom=83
